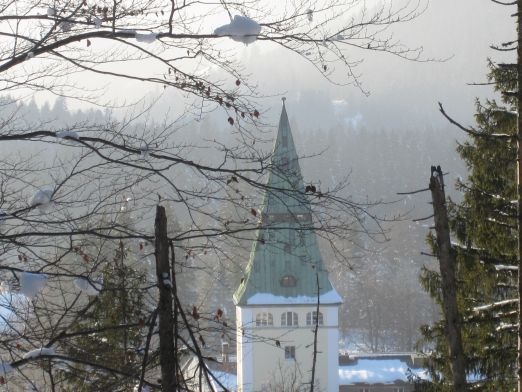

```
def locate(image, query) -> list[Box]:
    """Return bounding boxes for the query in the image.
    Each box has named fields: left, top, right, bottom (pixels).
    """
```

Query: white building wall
left=326, top=306, right=339, bottom=390
left=237, top=306, right=254, bottom=392
left=236, top=304, right=340, bottom=392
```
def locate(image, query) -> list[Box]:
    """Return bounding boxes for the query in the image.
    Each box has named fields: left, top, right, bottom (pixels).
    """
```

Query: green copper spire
left=233, top=99, right=341, bottom=306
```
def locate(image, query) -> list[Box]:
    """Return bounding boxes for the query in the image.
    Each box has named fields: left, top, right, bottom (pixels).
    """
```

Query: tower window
left=289, top=230, right=295, bottom=244
left=306, top=311, right=324, bottom=326
left=284, top=346, right=295, bottom=360
left=255, top=312, right=273, bottom=327
left=281, top=311, right=298, bottom=326
left=297, top=230, right=305, bottom=245
left=280, top=157, right=289, bottom=170
left=280, top=275, right=297, bottom=287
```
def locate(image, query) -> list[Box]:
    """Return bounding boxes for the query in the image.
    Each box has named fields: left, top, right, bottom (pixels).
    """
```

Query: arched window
left=306, top=311, right=324, bottom=326
left=280, top=275, right=297, bottom=287
left=281, top=311, right=298, bottom=326
left=255, top=312, right=273, bottom=327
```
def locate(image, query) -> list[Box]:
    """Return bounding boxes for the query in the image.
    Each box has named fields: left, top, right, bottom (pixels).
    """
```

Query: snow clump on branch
left=135, top=32, right=158, bottom=43
left=74, top=277, right=102, bottom=296
left=161, top=272, right=172, bottom=288
left=56, top=130, right=79, bottom=140
left=60, top=21, right=73, bottom=32
left=140, top=144, right=149, bottom=159
left=214, top=15, right=261, bottom=45
left=19, top=272, right=48, bottom=298
left=30, top=188, right=53, bottom=211
left=23, top=347, right=55, bottom=359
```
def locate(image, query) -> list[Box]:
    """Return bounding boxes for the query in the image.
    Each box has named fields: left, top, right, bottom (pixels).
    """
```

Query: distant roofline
left=235, top=303, right=341, bottom=308
left=187, top=350, right=427, bottom=360
left=340, top=352, right=427, bottom=359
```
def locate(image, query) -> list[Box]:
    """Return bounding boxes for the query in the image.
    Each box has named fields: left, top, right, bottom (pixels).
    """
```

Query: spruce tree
left=60, top=241, right=150, bottom=391
left=420, top=61, right=518, bottom=391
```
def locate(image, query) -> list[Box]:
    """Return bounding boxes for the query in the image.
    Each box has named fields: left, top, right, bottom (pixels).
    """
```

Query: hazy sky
left=239, top=0, right=514, bottom=130
left=58, top=0, right=514, bottom=132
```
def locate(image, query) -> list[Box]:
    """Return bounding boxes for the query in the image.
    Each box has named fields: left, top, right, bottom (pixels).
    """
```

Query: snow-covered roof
left=246, top=289, right=342, bottom=305
left=339, top=356, right=429, bottom=385
left=182, top=354, right=237, bottom=392
left=209, top=370, right=237, bottom=391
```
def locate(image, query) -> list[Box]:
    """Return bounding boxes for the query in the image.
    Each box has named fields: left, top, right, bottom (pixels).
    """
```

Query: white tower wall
left=236, top=304, right=339, bottom=392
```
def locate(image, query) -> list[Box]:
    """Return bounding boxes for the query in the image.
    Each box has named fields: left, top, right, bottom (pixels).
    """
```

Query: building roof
left=338, top=354, right=429, bottom=385
left=233, top=100, right=341, bottom=306
left=181, top=355, right=237, bottom=392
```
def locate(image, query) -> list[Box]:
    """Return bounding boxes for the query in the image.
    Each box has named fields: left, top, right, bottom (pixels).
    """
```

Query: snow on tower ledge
left=234, top=99, right=342, bottom=306
left=246, top=290, right=342, bottom=305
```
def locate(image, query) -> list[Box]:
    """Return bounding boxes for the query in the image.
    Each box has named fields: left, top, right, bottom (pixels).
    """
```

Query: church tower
left=234, top=100, right=342, bottom=392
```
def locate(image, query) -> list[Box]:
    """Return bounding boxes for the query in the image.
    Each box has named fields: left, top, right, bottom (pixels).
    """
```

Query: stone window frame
left=255, top=312, right=273, bottom=327
left=284, top=345, right=295, bottom=360
left=306, top=311, right=324, bottom=326
left=281, top=311, right=298, bottom=327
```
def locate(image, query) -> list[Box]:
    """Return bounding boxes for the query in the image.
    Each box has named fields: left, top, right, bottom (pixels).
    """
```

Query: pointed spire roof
left=233, top=99, right=341, bottom=306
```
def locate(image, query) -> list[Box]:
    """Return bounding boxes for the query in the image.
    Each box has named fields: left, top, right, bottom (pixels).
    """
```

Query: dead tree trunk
left=309, top=273, right=320, bottom=392
left=516, top=0, right=522, bottom=392
left=429, top=165, right=466, bottom=391
left=155, top=205, right=177, bottom=391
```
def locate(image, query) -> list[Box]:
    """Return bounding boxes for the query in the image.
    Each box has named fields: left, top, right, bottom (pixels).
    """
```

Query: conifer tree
left=59, top=241, right=150, bottom=391
left=420, top=61, right=518, bottom=390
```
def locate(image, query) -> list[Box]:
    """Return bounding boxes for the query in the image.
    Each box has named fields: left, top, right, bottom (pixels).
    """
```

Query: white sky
left=40, top=0, right=514, bottom=131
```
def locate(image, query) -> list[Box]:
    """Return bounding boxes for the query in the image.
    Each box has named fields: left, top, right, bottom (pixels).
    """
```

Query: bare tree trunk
left=309, top=273, right=320, bottom=392
left=155, top=205, right=177, bottom=391
left=517, top=4, right=522, bottom=392
left=429, top=166, right=466, bottom=391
